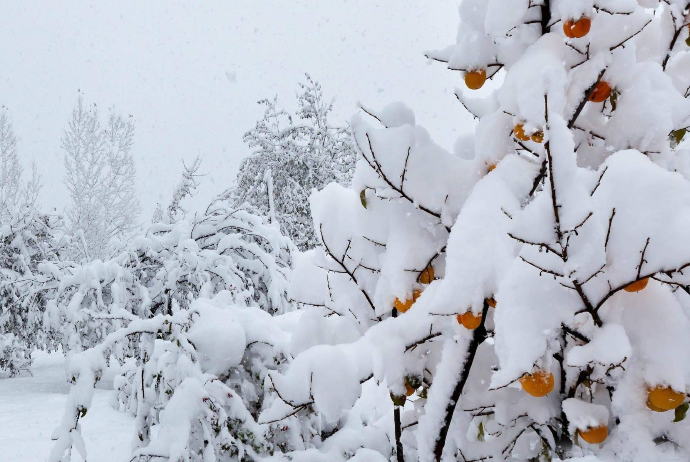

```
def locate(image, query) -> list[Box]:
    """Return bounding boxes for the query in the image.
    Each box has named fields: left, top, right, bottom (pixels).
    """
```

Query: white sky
left=1, top=1, right=474, bottom=221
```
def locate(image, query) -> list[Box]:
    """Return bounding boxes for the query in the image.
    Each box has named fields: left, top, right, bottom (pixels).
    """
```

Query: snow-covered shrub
left=48, top=202, right=297, bottom=461
left=267, top=2, right=690, bottom=462
left=44, top=202, right=294, bottom=355
left=0, top=211, right=64, bottom=375
left=0, top=111, right=62, bottom=375
left=228, top=75, right=356, bottom=250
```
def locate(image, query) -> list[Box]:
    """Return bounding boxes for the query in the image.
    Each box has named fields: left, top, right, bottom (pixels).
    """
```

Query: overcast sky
left=1, top=1, right=473, bottom=220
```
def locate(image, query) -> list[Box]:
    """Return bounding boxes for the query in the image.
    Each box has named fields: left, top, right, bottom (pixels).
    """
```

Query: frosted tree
left=0, top=108, right=54, bottom=376
left=48, top=201, right=297, bottom=461
left=62, top=95, right=140, bottom=261
left=163, top=156, right=203, bottom=224
left=265, top=2, right=690, bottom=462
left=229, top=75, right=356, bottom=250
left=0, top=109, right=40, bottom=222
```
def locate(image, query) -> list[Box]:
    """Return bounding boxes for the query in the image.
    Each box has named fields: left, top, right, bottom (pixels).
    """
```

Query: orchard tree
left=266, top=2, right=690, bottom=462
left=229, top=74, right=356, bottom=250
left=62, top=95, right=141, bottom=261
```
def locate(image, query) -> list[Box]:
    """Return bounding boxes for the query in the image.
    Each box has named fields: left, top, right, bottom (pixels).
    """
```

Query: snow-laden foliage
left=228, top=75, right=356, bottom=250
left=0, top=109, right=41, bottom=223
left=0, top=211, right=64, bottom=376
left=62, top=95, right=141, bottom=261
left=269, top=2, right=690, bottom=462
left=161, top=156, right=204, bottom=224
left=0, top=111, right=61, bottom=376
left=47, top=202, right=299, bottom=461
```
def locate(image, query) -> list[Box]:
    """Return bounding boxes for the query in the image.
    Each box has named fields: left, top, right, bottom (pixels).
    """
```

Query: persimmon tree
left=268, top=1, right=690, bottom=461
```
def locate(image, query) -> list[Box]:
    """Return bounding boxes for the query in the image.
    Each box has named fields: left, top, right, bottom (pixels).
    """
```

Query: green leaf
left=671, top=128, right=687, bottom=148
left=418, top=387, right=428, bottom=399
left=360, top=189, right=367, bottom=209
left=609, top=90, right=619, bottom=111
left=477, top=421, right=485, bottom=442
left=674, top=402, right=689, bottom=422
left=390, top=392, right=406, bottom=407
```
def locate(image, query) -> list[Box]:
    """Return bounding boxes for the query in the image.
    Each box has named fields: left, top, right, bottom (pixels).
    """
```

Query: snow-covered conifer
left=229, top=75, right=356, bottom=250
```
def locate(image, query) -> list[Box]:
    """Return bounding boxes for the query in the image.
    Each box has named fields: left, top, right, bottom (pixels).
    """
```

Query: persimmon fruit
left=589, top=81, right=612, bottom=103
left=486, top=298, right=497, bottom=308
left=457, top=311, right=483, bottom=329
left=578, top=426, right=608, bottom=444
left=648, top=385, right=686, bottom=412
left=419, top=265, right=435, bottom=284
left=623, top=278, right=648, bottom=293
left=513, top=124, right=531, bottom=142
left=563, top=17, right=591, bottom=39
left=465, top=69, right=487, bottom=90
left=520, top=370, right=555, bottom=397
left=394, top=289, right=422, bottom=313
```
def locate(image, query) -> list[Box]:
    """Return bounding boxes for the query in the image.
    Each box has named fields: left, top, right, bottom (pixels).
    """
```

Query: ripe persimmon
left=530, top=131, right=544, bottom=143
left=419, top=265, right=435, bottom=284
left=519, top=370, right=554, bottom=397
left=488, top=164, right=496, bottom=172
left=646, top=400, right=667, bottom=412
left=394, top=289, right=422, bottom=313
left=457, top=311, right=482, bottom=329
left=405, top=380, right=417, bottom=397
left=465, top=69, right=487, bottom=90
left=623, top=278, right=648, bottom=293
left=648, top=385, right=686, bottom=411
left=578, top=426, right=608, bottom=444
left=486, top=298, right=497, bottom=308
left=589, top=82, right=612, bottom=103
left=563, top=17, right=591, bottom=39
left=513, top=124, right=531, bottom=142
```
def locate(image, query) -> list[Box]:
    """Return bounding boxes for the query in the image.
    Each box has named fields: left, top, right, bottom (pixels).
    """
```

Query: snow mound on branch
left=367, top=101, right=416, bottom=128
left=492, top=260, right=583, bottom=386
left=567, top=324, right=631, bottom=368
left=562, top=398, right=609, bottom=433
left=619, top=282, right=690, bottom=391
left=267, top=345, right=362, bottom=423
left=432, top=154, right=539, bottom=315
left=187, top=302, right=247, bottom=375
left=290, top=307, right=361, bottom=356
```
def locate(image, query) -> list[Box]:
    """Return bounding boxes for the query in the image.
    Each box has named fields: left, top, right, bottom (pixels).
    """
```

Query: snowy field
left=0, top=352, right=133, bottom=461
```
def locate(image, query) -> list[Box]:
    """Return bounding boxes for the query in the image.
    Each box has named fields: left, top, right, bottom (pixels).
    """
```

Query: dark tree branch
left=319, top=224, right=376, bottom=311
left=508, top=233, right=563, bottom=258
left=611, top=19, right=652, bottom=52
left=363, top=133, right=451, bottom=232
left=605, top=208, right=616, bottom=250
left=590, top=167, right=608, bottom=196
left=520, top=256, right=565, bottom=278
left=432, top=301, right=490, bottom=461
left=568, top=69, right=606, bottom=129
left=637, top=237, right=651, bottom=279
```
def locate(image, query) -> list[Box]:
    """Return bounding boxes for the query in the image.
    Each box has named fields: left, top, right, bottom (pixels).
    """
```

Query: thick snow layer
left=567, top=324, right=631, bottom=368
left=187, top=303, right=247, bottom=375
left=0, top=351, right=132, bottom=462
left=562, top=398, right=609, bottom=433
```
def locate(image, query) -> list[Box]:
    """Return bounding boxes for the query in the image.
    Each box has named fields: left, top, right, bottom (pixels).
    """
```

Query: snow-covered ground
left=0, top=351, right=133, bottom=461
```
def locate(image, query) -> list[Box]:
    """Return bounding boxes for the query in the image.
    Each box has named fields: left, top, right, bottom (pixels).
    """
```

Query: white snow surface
left=0, top=351, right=133, bottom=461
